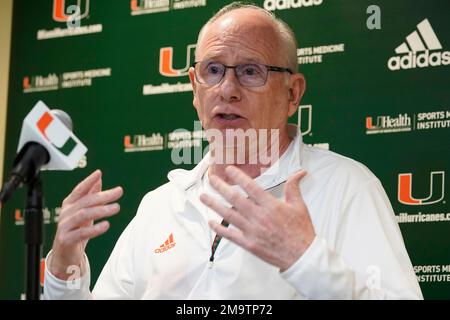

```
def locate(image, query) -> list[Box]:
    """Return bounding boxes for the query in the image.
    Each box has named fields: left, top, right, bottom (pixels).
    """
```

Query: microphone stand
left=0, top=143, right=49, bottom=300
left=24, top=173, right=43, bottom=300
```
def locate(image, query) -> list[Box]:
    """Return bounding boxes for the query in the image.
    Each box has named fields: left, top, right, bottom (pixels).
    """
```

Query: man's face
left=189, top=10, right=301, bottom=140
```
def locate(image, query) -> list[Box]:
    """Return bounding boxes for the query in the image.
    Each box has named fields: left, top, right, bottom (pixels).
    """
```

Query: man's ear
left=188, top=67, right=198, bottom=110
left=287, top=73, right=306, bottom=117
left=189, top=67, right=196, bottom=94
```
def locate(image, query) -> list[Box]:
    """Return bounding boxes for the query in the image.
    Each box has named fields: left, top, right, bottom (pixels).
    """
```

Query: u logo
left=53, top=0, right=89, bottom=22
left=159, top=44, right=196, bottom=77
left=398, top=171, right=445, bottom=205
left=37, top=112, right=77, bottom=156
left=366, top=116, right=377, bottom=129
left=298, top=105, right=312, bottom=136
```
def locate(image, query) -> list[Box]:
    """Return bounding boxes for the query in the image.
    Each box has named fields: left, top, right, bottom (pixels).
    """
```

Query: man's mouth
left=217, top=113, right=241, bottom=120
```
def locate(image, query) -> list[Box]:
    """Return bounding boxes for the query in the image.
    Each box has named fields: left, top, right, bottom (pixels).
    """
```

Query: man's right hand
left=49, top=170, right=123, bottom=280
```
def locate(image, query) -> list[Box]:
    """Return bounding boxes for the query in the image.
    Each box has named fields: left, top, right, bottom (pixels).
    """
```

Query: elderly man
left=44, top=3, right=422, bottom=299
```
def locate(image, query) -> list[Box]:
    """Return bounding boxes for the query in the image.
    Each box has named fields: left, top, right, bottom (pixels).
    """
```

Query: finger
left=225, top=166, right=275, bottom=205
left=68, top=186, right=123, bottom=214
left=284, top=170, right=307, bottom=204
left=79, top=180, right=101, bottom=229
left=63, top=170, right=102, bottom=205
left=209, top=220, right=246, bottom=248
left=88, top=177, right=102, bottom=194
left=208, top=174, right=257, bottom=218
left=200, top=194, right=250, bottom=231
left=63, top=220, right=111, bottom=244
left=60, top=203, right=120, bottom=232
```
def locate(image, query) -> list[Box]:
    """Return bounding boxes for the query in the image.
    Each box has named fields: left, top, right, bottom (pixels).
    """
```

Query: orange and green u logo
left=159, top=44, right=196, bottom=77
left=398, top=171, right=445, bottom=205
left=37, top=112, right=77, bottom=156
left=53, top=0, right=89, bottom=22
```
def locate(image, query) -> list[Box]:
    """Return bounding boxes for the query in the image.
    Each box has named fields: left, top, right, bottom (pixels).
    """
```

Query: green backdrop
left=1, top=0, right=449, bottom=299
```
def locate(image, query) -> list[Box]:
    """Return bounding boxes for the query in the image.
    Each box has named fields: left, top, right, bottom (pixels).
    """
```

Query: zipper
left=204, top=175, right=289, bottom=268
left=208, top=219, right=229, bottom=268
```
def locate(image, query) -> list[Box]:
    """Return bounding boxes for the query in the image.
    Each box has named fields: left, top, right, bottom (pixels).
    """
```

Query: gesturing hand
left=50, top=170, right=123, bottom=280
left=200, top=166, right=315, bottom=272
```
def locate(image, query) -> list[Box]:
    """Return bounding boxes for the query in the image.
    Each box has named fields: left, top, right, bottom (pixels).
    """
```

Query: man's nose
left=219, top=68, right=241, bottom=102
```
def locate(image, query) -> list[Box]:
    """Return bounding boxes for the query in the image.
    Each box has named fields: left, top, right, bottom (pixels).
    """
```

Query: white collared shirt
left=44, top=125, right=423, bottom=299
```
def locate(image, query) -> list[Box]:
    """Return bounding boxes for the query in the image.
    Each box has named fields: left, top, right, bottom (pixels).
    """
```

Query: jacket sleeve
left=44, top=216, right=137, bottom=300
left=43, top=250, right=93, bottom=300
left=280, top=179, right=423, bottom=299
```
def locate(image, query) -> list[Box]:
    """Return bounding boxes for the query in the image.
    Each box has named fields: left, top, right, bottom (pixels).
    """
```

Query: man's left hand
left=199, top=166, right=316, bottom=272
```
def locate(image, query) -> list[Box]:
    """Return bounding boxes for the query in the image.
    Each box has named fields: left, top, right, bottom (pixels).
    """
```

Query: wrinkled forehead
left=196, top=10, right=282, bottom=63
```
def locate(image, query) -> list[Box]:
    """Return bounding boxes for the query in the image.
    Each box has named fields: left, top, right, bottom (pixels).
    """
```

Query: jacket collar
left=167, top=124, right=304, bottom=192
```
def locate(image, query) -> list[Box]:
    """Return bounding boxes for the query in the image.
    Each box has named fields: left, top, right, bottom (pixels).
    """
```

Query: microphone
left=0, top=101, right=87, bottom=204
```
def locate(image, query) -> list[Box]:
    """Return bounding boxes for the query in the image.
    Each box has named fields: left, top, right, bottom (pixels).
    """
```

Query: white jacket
left=44, top=125, right=423, bottom=299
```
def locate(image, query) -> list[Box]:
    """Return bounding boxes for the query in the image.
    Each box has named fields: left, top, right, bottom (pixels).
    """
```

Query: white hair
left=196, top=1, right=298, bottom=72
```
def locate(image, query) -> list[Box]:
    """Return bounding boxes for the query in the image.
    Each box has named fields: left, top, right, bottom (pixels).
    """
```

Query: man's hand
left=200, top=166, right=315, bottom=272
left=49, top=170, right=123, bottom=280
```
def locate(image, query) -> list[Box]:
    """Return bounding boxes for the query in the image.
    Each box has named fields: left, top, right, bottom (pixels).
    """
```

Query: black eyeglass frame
left=192, top=61, right=293, bottom=87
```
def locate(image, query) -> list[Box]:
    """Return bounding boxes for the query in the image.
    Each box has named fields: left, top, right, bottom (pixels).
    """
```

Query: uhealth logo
left=366, top=114, right=411, bottom=134
left=15, top=207, right=54, bottom=225
left=131, top=0, right=170, bottom=15
left=130, top=0, right=206, bottom=15
left=23, top=74, right=58, bottom=93
left=398, top=171, right=445, bottom=205
left=124, top=133, right=164, bottom=152
left=23, top=68, right=111, bottom=92
left=388, top=19, right=450, bottom=71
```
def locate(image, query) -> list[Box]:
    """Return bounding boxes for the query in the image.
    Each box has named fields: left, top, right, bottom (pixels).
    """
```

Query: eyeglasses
left=192, top=61, right=293, bottom=87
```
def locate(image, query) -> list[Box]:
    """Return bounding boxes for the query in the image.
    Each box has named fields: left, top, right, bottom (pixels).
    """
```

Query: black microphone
left=0, top=143, right=50, bottom=204
left=0, top=106, right=82, bottom=205
left=0, top=101, right=87, bottom=302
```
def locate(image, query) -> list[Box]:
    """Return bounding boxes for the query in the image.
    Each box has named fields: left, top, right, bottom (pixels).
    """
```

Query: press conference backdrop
left=0, top=0, right=449, bottom=299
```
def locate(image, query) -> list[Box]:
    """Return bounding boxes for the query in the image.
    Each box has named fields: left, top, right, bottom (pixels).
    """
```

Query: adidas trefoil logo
left=388, top=18, right=450, bottom=71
